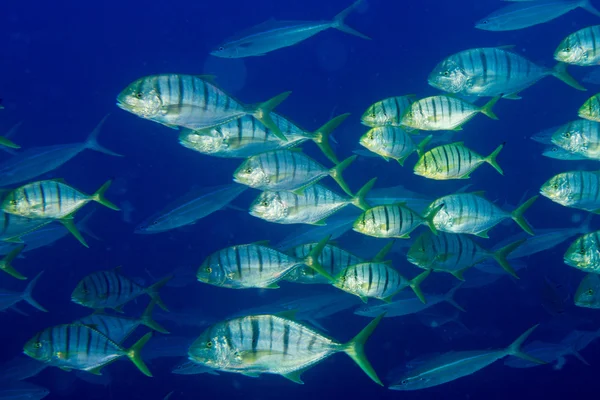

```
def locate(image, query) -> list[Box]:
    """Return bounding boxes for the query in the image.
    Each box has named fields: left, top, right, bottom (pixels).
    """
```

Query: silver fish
left=0, top=381, right=49, bottom=400
left=0, top=272, right=46, bottom=313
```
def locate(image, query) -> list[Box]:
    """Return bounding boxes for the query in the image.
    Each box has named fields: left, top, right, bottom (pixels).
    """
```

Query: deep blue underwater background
left=1, top=0, right=600, bottom=398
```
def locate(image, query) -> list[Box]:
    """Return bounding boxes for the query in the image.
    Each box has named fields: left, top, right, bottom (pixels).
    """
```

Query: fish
left=1, top=179, right=119, bottom=248
left=76, top=300, right=169, bottom=344
left=475, top=0, right=600, bottom=31
left=274, top=212, right=359, bottom=250
left=333, top=262, right=431, bottom=303
left=540, top=170, right=600, bottom=212
left=197, top=237, right=332, bottom=289
left=504, top=340, right=589, bottom=369
left=0, top=272, right=47, bottom=313
left=361, top=95, right=416, bottom=127
left=564, top=230, right=600, bottom=272
left=233, top=150, right=355, bottom=195
left=0, top=245, right=26, bottom=280
left=389, top=325, right=543, bottom=390
left=352, top=203, right=442, bottom=239
left=579, top=93, right=600, bottom=121
left=424, top=192, right=538, bottom=237
left=135, top=184, right=248, bottom=234
left=542, top=145, right=589, bottom=160
left=550, top=120, right=600, bottom=159
left=179, top=113, right=347, bottom=164
left=574, top=273, right=600, bottom=308
left=354, top=284, right=464, bottom=318
left=0, top=356, right=47, bottom=382
left=210, top=0, right=369, bottom=58
left=531, top=125, right=564, bottom=144
left=71, top=266, right=171, bottom=312
left=541, top=276, right=570, bottom=316
left=171, top=359, right=219, bottom=376
left=414, top=142, right=504, bottom=180
left=0, top=121, right=23, bottom=156
left=187, top=312, right=384, bottom=385
left=23, top=324, right=153, bottom=377
left=407, top=231, right=524, bottom=279
left=556, top=24, right=600, bottom=66
left=359, top=127, right=430, bottom=166
left=401, top=95, right=499, bottom=131
left=117, top=74, right=290, bottom=140
left=428, top=47, right=585, bottom=99
left=249, top=178, right=375, bottom=225
left=0, top=381, right=49, bottom=400
left=0, top=116, right=121, bottom=187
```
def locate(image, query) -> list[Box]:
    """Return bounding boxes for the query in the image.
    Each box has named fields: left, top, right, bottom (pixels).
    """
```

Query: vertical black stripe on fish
left=85, top=326, right=92, bottom=357
left=478, top=49, right=488, bottom=84
left=269, top=315, right=274, bottom=351
left=202, top=82, right=209, bottom=111
left=367, top=264, right=373, bottom=291
left=55, top=182, right=62, bottom=214
left=307, top=335, right=317, bottom=351
left=251, top=318, right=259, bottom=354
left=393, top=97, right=401, bottom=122
left=383, top=206, right=390, bottom=233
left=283, top=323, right=290, bottom=356
left=250, top=116, right=257, bottom=139
left=442, top=146, right=450, bottom=175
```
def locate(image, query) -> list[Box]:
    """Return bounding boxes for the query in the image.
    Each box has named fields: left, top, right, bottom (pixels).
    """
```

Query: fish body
left=188, top=313, right=383, bottom=385
left=556, top=24, right=600, bottom=66
left=352, top=203, right=439, bottom=239
left=504, top=340, right=588, bottom=368
left=564, top=230, right=600, bottom=273
left=475, top=0, right=600, bottom=31
left=579, top=93, right=600, bottom=121
left=540, top=170, right=600, bottom=211
left=551, top=120, right=600, bottom=159
left=574, top=273, right=600, bottom=308
left=211, top=0, right=368, bottom=58
left=135, top=184, right=247, bottom=234
left=0, top=272, right=46, bottom=312
left=0, top=381, right=49, bottom=400
left=23, top=324, right=152, bottom=376
left=0, top=356, right=47, bottom=382
left=542, top=145, right=589, bottom=160
left=117, top=74, right=290, bottom=139
left=401, top=96, right=498, bottom=131
left=0, top=213, right=53, bottom=245
left=361, top=95, right=416, bottom=127
left=425, top=192, right=537, bottom=237
left=428, top=47, right=584, bottom=98
left=359, top=127, right=430, bottom=165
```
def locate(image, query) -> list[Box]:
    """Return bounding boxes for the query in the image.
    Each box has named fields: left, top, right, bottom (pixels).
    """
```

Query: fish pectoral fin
left=238, top=350, right=280, bottom=363
left=275, top=309, right=298, bottom=320
left=311, top=219, right=327, bottom=226
left=2, top=237, right=24, bottom=244
left=283, top=367, right=309, bottom=384
left=264, top=283, right=280, bottom=289
left=503, top=93, right=521, bottom=100
left=474, top=229, right=491, bottom=239
left=59, top=367, right=72, bottom=372
left=87, top=366, right=104, bottom=376
left=113, top=305, right=125, bottom=313
left=241, top=371, right=261, bottom=378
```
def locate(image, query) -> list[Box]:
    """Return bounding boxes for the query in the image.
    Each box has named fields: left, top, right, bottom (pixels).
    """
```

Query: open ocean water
left=1, top=0, right=600, bottom=398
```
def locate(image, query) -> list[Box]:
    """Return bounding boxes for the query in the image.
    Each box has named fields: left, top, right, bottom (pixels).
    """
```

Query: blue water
left=2, top=0, right=600, bottom=398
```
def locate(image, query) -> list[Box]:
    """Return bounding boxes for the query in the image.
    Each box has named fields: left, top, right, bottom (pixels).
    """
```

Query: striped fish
left=580, top=93, right=600, bottom=122
left=0, top=212, right=53, bottom=244
left=401, top=95, right=499, bottom=131
left=414, top=142, right=504, bottom=180
left=352, top=203, right=442, bottom=239
left=564, top=230, right=600, bottom=273
left=551, top=119, right=600, bottom=160
left=556, top=25, right=600, bottom=66
left=249, top=178, right=376, bottom=225
left=541, top=170, right=600, bottom=212
left=428, top=47, right=585, bottom=98
left=407, top=231, right=525, bottom=279
left=574, top=273, right=600, bottom=308
left=23, top=324, right=152, bottom=376
left=117, top=74, right=290, bottom=140
left=77, top=300, right=168, bottom=344
left=284, top=241, right=393, bottom=284
left=359, top=127, right=431, bottom=166
left=233, top=150, right=355, bottom=195
left=0, top=245, right=26, bottom=280
left=179, top=113, right=347, bottom=164
left=333, top=262, right=430, bottom=303
left=361, top=95, right=416, bottom=127
left=425, top=192, right=538, bottom=237
left=542, top=145, right=589, bottom=160
left=187, top=313, right=384, bottom=385
left=71, top=267, right=171, bottom=312
left=196, top=237, right=332, bottom=289
left=1, top=180, right=119, bottom=248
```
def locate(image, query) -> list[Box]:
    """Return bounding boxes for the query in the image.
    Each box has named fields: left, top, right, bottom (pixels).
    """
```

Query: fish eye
left=135, top=93, right=143, bottom=99
left=261, top=200, right=269, bottom=207
left=206, top=341, right=213, bottom=348
left=481, top=20, right=488, bottom=24
left=245, top=168, right=252, bottom=174
left=401, top=379, right=408, bottom=385
left=33, top=342, right=42, bottom=349
left=552, top=183, right=559, bottom=190
left=205, top=267, right=212, bottom=274
left=580, top=249, right=586, bottom=255
left=218, top=47, right=224, bottom=51
left=9, top=199, right=16, bottom=205
left=368, top=132, right=374, bottom=140
left=81, top=288, right=89, bottom=294
left=552, top=147, right=558, bottom=152
left=565, top=47, right=571, bottom=52
left=587, top=289, right=594, bottom=295
left=564, top=132, right=571, bottom=138
left=151, top=220, right=159, bottom=226
left=443, top=71, right=450, bottom=76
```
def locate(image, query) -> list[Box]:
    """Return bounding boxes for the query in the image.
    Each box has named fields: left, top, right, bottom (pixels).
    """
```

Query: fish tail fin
left=91, top=180, right=120, bottom=211
left=60, top=218, right=89, bottom=248
left=444, top=283, right=465, bottom=312
left=23, top=271, right=48, bottom=312
left=484, top=142, right=505, bottom=175
left=372, top=240, right=395, bottom=262
left=332, top=0, right=371, bottom=40
left=146, top=275, right=172, bottom=311
left=416, top=135, right=433, bottom=157
left=303, top=235, right=334, bottom=281
left=480, top=96, right=500, bottom=120
left=423, top=203, right=444, bottom=235
left=507, top=325, right=546, bottom=364
left=342, top=313, right=384, bottom=386
left=126, top=332, right=153, bottom=377
left=1, top=244, right=26, bottom=280
left=311, top=113, right=350, bottom=164
left=552, top=63, right=586, bottom=91
left=409, top=270, right=430, bottom=304
left=579, top=213, right=594, bottom=234
left=84, top=115, right=123, bottom=157
left=330, top=155, right=357, bottom=196
left=140, top=300, right=170, bottom=334
left=77, top=211, right=101, bottom=242
left=0, top=136, right=20, bottom=149
left=491, top=238, right=526, bottom=279
left=511, top=195, right=538, bottom=236
left=581, top=0, right=600, bottom=17
left=252, top=92, right=292, bottom=141
left=352, top=177, right=377, bottom=211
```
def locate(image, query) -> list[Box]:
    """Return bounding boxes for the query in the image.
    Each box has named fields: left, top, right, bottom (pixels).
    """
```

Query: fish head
left=574, top=274, right=600, bottom=308
left=210, top=42, right=246, bottom=59
left=474, top=17, right=499, bottom=31
left=551, top=123, right=585, bottom=153
left=412, top=155, right=429, bottom=177
left=233, top=158, right=269, bottom=188
left=555, top=36, right=587, bottom=65
left=178, top=129, right=226, bottom=154
left=361, top=102, right=390, bottom=126
left=70, top=277, right=97, bottom=307
left=579, top=97, right=600, bottom=121
left=564, top=235, right=600, bottom=271
left=352, top=210, right=381, bottom=236
left=116, top=76, right=163, bottom=118
left=197, top=255, right=229, bottom=287
left=391, top=374, right=433, bottom=390
left=23, top=331, right=53, bottom=362
left=428, top=59, right=468, bottom=93
left=249, top=192, right=288, bottom=222
left=359, top=127, right=386, bottom=152
left=188, top=324, right=233, bottom=369
left=1, top=191, right=22, bottom=215
left=407, top=233, right=435, bottom=267
left=539, top=173, right=572, bottom=205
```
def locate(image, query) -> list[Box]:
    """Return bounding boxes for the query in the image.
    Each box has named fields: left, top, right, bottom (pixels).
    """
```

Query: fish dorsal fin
left=452, top=141, right=465, bottom=147
left=196, top=75, right=217, bottom=84
left=275, top=309, right=298, bottom=320
left=50, top=178, right=67, bottom=184
left=470, top=191, right=486, bottom=197
left=251, top=240, right=270, bottom=246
